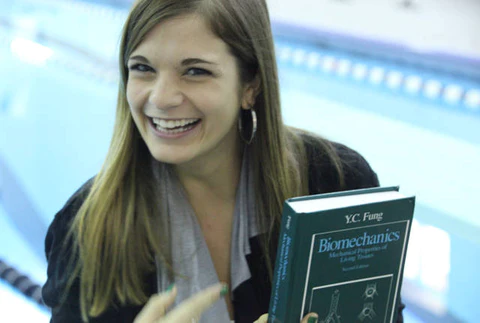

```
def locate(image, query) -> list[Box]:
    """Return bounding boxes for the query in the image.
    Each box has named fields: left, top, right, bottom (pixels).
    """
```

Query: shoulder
left=44, top=177, right=94, bottom=252
left=42, top=177, right=150, bottom=321
left=42, top=177, right=94, bottom=308
left=300, top=132, right=379, bottom=194
left=60, top=177, right=95, bottom=218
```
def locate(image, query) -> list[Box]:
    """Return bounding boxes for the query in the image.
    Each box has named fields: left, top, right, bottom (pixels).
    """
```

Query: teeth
left=156, top=125, right=194, bottom=134
left=152, top=118, right=198, bottom=129
left=152, top=117, right=199, bottom=134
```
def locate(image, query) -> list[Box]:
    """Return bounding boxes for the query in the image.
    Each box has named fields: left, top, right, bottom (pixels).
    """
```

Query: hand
left=134, top=283, right=227, bottom=323
left=254, top=312, right=319, bottom=323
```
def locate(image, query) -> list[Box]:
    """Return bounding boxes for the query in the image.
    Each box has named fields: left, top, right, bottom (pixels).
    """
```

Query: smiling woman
left=126, top=14, right=253, bottom=167
left=41, top=0, right=404, bottom=323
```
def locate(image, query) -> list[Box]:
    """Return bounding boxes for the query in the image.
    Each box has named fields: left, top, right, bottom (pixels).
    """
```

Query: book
left=268, top=186, right=415, bottom=323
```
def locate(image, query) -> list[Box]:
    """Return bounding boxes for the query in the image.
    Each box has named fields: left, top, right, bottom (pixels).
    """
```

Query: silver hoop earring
left=238, top=108, right=257, bottom=145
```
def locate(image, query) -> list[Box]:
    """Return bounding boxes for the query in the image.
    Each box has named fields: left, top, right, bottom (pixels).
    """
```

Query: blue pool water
left=1, top=1, right=479, bottom=322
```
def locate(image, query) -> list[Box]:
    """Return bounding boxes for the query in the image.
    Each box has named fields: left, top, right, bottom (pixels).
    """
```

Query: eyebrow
left=127, top=55, right=217, bottom=66
left=181, top=58, right=217, bottom=66
left=128, top=55, right=150, bottom=64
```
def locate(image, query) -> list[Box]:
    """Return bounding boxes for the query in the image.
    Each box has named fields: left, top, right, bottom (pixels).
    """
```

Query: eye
left=128, top=63, right=154, bottom=73
left=184, top=67, right=212, bottom=77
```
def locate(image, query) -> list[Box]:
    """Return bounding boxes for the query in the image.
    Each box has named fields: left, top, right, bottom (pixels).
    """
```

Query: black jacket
left=42, top=136, right=404, bottom=322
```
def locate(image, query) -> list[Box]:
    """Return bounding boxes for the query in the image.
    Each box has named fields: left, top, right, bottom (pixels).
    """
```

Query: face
left=126, top=14, right=257, bottom=167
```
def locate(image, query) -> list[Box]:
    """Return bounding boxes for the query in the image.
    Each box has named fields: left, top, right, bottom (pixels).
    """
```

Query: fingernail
left=165, top=283, right=175, bottom=293
left=307, top=315, right=318, bottom=323
left=220, top=284, right=229, bottom=297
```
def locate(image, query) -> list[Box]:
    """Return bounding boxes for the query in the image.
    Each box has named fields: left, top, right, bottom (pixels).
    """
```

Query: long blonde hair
left=66, top=0, right=343, bottom=320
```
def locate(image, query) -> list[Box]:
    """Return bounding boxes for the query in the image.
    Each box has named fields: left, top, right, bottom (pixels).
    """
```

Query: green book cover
left=268, top=186, right=415, bottom=323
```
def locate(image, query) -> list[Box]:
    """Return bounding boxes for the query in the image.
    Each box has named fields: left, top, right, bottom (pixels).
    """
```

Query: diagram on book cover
left=309, top=276, right=393, bottom=322
left=358, top=283, right=378, bottom=321
left=319, top=289, right=341, bottom=323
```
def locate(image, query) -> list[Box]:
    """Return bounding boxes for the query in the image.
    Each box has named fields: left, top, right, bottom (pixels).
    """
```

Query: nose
left=148, top=74, right=184, bottom=110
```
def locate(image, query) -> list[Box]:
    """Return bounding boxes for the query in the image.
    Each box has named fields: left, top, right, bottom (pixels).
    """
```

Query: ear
left=241, top=74, right=261, bottom=110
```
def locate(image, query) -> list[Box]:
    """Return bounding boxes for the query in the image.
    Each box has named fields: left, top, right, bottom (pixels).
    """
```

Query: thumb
left=134, top=286, right=177, bottom=323
left=301, top=313, right=318, bottom=323
left=254, top=313, right=268, bottom=323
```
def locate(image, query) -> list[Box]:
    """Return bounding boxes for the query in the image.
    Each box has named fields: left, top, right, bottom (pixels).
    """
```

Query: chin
left=148, top=147, right=194, bottom=165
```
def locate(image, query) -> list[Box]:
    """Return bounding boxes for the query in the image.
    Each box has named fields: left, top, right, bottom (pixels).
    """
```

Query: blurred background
left=0, top=0, right=479, bottom=322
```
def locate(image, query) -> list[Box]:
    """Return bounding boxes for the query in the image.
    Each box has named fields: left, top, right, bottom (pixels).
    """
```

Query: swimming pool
left=1, top=1, right=479, bottom=322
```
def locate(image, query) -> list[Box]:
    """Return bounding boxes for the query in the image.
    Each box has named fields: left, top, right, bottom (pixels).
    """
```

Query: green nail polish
left=165, top=283, right=175, bottom=293
left=220, top=285, right=229, bottom=297
left=307, top=316, right=318, bottom=323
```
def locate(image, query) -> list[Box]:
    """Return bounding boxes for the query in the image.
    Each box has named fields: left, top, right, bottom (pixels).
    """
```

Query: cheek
left=208, top=83, right=242, bottom=114
left=125, top=85, right=135, bottom=111
left=126, top=83, right=144, bottom=111
left=125, top=85, right=147, bottom=132
left=203, top=94, right=239, bottom=122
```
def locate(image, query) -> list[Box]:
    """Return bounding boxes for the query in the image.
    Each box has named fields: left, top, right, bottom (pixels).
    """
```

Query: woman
left=42, top=0, right=404, bottom=322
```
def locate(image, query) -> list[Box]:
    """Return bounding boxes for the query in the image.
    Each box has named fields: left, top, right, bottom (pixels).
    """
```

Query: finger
left=253, top=313, right=268, bottom=323
left=134, top=286, right=177, bottom=323
left=161, top=283, right=227, bottom=322
left=301, top=312, right=319, bottom=323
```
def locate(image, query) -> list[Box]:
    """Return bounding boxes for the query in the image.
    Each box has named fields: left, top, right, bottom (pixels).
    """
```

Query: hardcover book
left=268, top=186, right=415, bottom=323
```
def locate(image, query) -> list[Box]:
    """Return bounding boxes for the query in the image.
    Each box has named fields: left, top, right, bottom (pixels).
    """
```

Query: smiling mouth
left=150, top=117, right=201, bottom=133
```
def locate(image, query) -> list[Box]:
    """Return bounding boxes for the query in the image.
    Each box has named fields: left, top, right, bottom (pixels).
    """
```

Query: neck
left=174, top=139, right=244, bottom=203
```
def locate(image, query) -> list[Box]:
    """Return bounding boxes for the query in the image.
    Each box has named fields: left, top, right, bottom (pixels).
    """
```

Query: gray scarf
left=152, top=148, right=259, bottom=322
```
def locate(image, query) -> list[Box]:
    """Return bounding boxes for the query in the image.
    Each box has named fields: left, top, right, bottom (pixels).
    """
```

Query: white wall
left=268, top=0, right=480, bottom=59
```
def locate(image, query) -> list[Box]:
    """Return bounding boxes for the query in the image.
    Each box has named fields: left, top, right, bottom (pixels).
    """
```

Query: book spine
left=268, top=204, right=299, bottom=323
